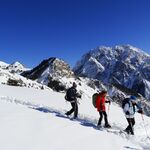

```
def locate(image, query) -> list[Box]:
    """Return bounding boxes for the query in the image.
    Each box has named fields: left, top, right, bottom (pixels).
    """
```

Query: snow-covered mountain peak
left=6, top=61, right=29, bottom=74
left=74, top=44, right=150, bottom=100
left=22, top=57, right=74, bottom=85
left=114, top=44, right=150, bottom=56
left=0, top=60, right=30, bottom=74
left=0, top=61, right=9, bottom=69
left=9, top=61, right=25, bottom=69
left=11, top=61, right=24, bottom=66
left=88, top=44, right=149, bottom=60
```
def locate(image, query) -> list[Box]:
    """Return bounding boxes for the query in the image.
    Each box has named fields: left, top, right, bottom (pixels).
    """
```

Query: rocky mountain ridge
left=73, top=45, right=150, bottom=100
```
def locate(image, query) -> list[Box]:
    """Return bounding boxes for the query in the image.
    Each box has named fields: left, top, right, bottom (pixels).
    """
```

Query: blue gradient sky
left=0, top=0, right=150, bottom=68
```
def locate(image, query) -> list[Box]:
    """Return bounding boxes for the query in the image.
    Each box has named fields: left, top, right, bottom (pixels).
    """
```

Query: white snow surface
left=6, top=61, right=30, bottom=73
left=0, top=68, right=49, bottom=90
left=0, top=60, right=30, bottom=74
left=0, top=84, right=150, bottom=150
left=0, top=61, right=9, bottom=69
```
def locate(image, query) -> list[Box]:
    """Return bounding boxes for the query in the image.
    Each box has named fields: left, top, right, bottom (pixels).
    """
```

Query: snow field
left=0, top=84, right=150, bottom=150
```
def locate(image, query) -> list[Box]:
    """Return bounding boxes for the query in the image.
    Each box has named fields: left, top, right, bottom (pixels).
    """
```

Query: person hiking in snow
left=123, top=95, right=143, bottom=135
left=96, top=90, right=111, bottom=128
left=65, top=82, right=81, bottom=119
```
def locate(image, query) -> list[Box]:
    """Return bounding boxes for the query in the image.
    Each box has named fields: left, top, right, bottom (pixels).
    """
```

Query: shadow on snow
left=31, top=106, right=97, bottom=129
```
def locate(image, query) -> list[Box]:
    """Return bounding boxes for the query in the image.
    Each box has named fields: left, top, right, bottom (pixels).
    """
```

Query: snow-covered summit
left=0, top=61, right=9, bottom=69
left=22, top=57, right=74, bottom=85
left=0, top=60, right=30, bottom=74
left=73, top=45, right=150, bottom=100
left=6, top=61, right=29, bottom=74
left=0, top=67, right=49, bottom=90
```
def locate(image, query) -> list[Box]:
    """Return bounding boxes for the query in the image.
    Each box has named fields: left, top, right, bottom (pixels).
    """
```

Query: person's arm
left=135, top=103, right=143, bottom=114
left=74, top=89, right=81, bottom=98
left=77, top=93, right=81, bottom=98
left=124, top=103, right=130, bottom=115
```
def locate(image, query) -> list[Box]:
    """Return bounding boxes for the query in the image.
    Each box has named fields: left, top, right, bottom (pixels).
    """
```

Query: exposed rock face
left=73, top=45, right=150, bottom=100
left=22, top=57, right=74, bottom=86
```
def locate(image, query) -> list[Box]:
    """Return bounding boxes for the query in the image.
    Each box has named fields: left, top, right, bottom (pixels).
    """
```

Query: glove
left=126, top=111, right=130, bottom=115
left=138, top=109, right=143, bottom=114
left=76, top=93, right=81, bottom=98
left=106, top=101, right=111, bottom=104
left=78, top=95, right=81, bottom=98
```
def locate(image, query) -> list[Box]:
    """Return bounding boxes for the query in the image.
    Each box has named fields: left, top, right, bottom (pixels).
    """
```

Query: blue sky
left=0, top=0, right=150, bottom=68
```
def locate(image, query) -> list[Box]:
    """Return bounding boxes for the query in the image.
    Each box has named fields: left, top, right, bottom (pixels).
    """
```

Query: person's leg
left=130, top=118, right=135, bottom=135
left=74, top=102, right=78, bottom=118
left=103, top=111, right=108, bottom=125
left=65, top=102, right=75, bottom=116
left=125, top=118, right=131, bottom=132
left=97, top=111, right=103, bottom=126
left=125, top=118, right=134, bottom=134
left=103, top=111, right=111, bottom=127
left=132, top=118, right=135, bottom=126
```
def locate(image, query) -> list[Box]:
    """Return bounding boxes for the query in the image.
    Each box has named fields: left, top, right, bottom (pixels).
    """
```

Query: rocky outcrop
left=74, top=45, right=150, bottom=100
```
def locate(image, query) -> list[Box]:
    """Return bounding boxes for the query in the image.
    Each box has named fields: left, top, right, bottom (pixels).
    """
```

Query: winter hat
left=130, top=95, right=137, bottom=101
left=100, top=90, right=107, bottom=95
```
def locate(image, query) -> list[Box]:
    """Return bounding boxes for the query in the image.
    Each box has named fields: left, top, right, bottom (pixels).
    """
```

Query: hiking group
left=65, top=82, right=143, bottom=135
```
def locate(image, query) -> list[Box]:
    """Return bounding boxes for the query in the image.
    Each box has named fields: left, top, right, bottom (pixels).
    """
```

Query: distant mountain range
left=0, top=61, right=29, bottom=74
left=73, top=45, right=150, bottom=100
left=0, top=61, right=48, bottom=90
left=0, top=44, right=150, bottom=115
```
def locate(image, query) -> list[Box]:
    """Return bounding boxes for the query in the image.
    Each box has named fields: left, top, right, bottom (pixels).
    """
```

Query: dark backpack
left=92, top=93, right=99, bottom=108
left=65, top=87, right=76, bottom=101
left=122, top=98, right=130, bottom=109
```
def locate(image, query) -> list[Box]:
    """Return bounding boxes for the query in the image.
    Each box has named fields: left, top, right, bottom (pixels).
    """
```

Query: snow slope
left=0, top=84, right=150, bottom=150
left=0, top=67, right=49, bottom=90
left=0, top=61, right=9, bottom=69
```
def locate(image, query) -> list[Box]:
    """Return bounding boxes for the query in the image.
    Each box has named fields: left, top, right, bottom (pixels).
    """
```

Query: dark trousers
left=66, top=102, right=78, bottom=118
left=98, top=111, right=108, bottom=126
left=125, top=118, right=135, bottom=135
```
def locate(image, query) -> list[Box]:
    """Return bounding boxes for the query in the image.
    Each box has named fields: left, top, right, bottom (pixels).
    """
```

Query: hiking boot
left=97, top=125, right=102, bottom=129
left=104, top=124, right=111, bottom=128
left=124, top=129, right=130, bottom=134
left=73, top=116, right=78, bottom=119
left=65, top=113, right=69, bottom=117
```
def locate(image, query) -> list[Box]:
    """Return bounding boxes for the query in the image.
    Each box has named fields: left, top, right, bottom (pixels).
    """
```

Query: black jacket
left=66, top=87, right=78, bottom=101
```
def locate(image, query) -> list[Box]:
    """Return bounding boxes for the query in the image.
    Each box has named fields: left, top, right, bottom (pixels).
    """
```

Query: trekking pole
left=107, top=103, right=110, bottom=117
left=141, top=114, right=150, bottom=139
